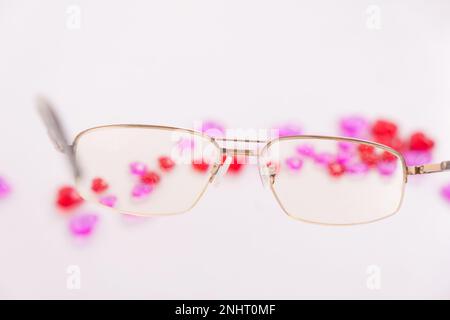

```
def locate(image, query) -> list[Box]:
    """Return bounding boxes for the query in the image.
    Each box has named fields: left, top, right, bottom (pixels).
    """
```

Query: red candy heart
left=381, top=151, right=397, bottom=162
left=221, top=155, right=244, bottom=174
left=328, top=162, right=346, bottom=177
left=192, top=160, right=210, bottom=173
left=409, top=132, right=435, bottom=151
left=91, top=177, right=108, bottom=193
left=266, top=161, right=280, bottom=175
left=374, top=135, right=404, bottom=151
left=158, top=156, right=175, bottom=171
left=229, top=158, right=244, bottom=173
left=360, top=152, right=379, bottom=166
left=140, top=171, right=161, bottom=185
left=372, top=119, right=398, bottom=138
left=56, top=186, right=84, bottom=210
left=358, top=144, right=375, bottom=155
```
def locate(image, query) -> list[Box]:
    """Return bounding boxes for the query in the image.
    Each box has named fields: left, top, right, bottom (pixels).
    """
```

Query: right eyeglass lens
left=262, top=138, right=406, bottom=225
left=74, top=126, right=220, bottom=216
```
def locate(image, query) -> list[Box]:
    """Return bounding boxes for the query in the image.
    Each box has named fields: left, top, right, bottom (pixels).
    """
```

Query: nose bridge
left=210, top=137, right=274, bottom=187
left=221, top=147, right=257, bottom=157
left=214, top=137, right=267, bottom=158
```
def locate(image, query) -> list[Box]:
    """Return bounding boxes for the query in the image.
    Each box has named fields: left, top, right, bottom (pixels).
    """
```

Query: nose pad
left=209, top=155, right=232, bottom=186
left=258, top=161, right=277, bottom=189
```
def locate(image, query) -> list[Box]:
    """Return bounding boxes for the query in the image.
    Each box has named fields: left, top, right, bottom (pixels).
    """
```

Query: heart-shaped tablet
left=0, top=177, right=11, bottom=198
left=140, top=171, right=161, bottom=185
left=372, top=119, right=398, bottom=138
left=158, top=156, right=175, bottom=171
left=69, top=213, right=99, bottom=237
left=285, top=157, right=303, bottom=171
left=328, top=162, right=346, bottom=177
left=131, top=184, right=153, bottom=199
left=129, top=162, right=148, bottom=176
left=409, top=132, right=435, bottom=151
left=192, top=160, right=210, bottom=173
left=221, top=155, right=244, bottom=174
left=99, top=195, right=117, bottom=208
left=56, top=186, right=84, bottom=210
left=91, top=177, right=108, bottom=194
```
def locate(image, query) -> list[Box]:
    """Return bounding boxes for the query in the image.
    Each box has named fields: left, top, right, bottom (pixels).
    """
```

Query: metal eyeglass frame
left=37, top=96, right=450, bottom=224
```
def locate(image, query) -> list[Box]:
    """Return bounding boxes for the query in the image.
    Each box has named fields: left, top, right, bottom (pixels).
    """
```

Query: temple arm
left=407, top=161, right=450, bottom=175
left=36, top=96, right=81, bottom=178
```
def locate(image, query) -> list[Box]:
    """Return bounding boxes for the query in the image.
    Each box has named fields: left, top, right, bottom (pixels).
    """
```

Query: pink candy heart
left=0, top=177, right=11, bottom=199
left=346, top=162, right=369, bottom=175
left=441, top=184, right=450, bottom=203
left=99, top=195, right=117, bottom=208
left=285, top=157, right=303, bottom=171
left=131, top=184, right=153, bottom=199
left=314, top=152, right=335, bottom=165
left=69, top=213, right=99, bottom=237
left=403, top=151, right=432, bottom=166
left=130, top=162, right=148, bottom=176
left=273, top=123, right=303, bottom=137
left=339, top=116, right=369, bottom=138
left=201, top=120, right=225, bottom=138
left=377, top=161, right=397, bottom=176
left=296, top=144, right=315, bottom=157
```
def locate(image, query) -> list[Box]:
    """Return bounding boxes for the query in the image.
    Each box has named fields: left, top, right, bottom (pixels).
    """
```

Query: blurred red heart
left=158, top=156, right=175, bottom=171
left=360, top=152, right=379, bottom=167
left=409, top=132, right=435, bottom=151
left=192, top=160, right=210, bottom=173
left=358, top=144, right=375, bottom=154
left=221, top=155, right=244, bottom=174
left=372, top=119, right=398, bottom=138
left=328, top=162, right=346, bottom=177
left=374, top=135, right=404, bottom=151
left=56, top=186, right=83, bottom=210
left=91, top=177, right=108, bottom=193
left=140, top=171, right=161, bottom=185
left=381, top=151, right=397, bottom=162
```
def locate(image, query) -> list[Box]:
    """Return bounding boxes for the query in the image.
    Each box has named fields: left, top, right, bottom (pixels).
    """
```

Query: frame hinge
left=407, top=161, right=450, bottom=175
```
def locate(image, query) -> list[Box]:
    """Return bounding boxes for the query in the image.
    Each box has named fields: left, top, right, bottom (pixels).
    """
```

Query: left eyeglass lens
left=74, top=126, right=220, bottom=215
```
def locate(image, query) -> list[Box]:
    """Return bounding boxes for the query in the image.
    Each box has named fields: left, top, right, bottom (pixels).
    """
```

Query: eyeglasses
left=37, top=96, right=450, bottom=225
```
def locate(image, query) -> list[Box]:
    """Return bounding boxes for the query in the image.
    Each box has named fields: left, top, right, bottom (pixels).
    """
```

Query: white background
left=1, top=0, right=450, bottom=299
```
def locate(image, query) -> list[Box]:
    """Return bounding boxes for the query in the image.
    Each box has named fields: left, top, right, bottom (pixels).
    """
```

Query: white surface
left=1, top=0, right=450, bottom=299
